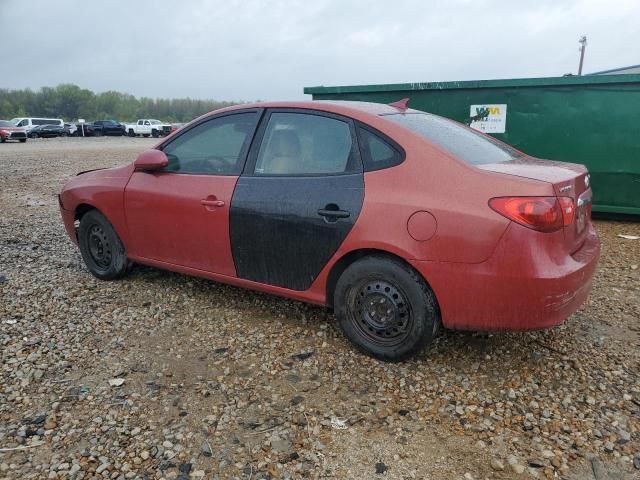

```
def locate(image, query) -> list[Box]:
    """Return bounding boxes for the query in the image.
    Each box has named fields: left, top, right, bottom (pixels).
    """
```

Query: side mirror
left=134, top=149, right=168, bottom=172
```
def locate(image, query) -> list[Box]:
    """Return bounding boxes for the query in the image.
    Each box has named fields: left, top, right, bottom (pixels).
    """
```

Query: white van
left=10, top=117, right=64, bottom=133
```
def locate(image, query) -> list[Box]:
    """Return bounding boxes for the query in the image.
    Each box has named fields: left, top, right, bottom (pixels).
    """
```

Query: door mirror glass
left=134, top=149, right=169, bottom=171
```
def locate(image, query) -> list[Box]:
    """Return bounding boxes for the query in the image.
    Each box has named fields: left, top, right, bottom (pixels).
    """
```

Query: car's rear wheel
left=334, top=256, right=440, bottom=361
left=78, top=210, right=129, bottom=280
left=151, top=129, right=159, bottom=138
left=128, top=129, right=135, bottom=137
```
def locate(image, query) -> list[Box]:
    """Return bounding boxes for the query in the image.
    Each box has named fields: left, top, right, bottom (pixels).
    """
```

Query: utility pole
left=578, top=36, right=587, bottom=75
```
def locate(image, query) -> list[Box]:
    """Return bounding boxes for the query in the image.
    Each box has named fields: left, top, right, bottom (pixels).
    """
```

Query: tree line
left=0, top=84, right=240, bottom=123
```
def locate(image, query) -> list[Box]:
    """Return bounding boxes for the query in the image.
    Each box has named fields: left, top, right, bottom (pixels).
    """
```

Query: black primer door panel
left=230, top=174, right=364, bottom=290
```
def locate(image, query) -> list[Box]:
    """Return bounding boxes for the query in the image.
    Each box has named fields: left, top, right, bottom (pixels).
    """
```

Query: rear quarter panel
left=336, top=116, right=555, bottom=264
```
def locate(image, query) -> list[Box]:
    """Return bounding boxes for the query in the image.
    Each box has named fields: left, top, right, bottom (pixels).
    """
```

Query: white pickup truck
left=124, top=119, right=172, bottom=138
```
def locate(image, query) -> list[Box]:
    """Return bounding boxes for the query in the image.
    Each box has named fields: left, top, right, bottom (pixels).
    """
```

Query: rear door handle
left=317, top=208, right=350, bottom=219
left=201, top=199, right=225, bottom=207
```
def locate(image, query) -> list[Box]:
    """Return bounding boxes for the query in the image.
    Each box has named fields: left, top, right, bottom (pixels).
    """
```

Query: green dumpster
left=305, top=75, right=640, bottom=215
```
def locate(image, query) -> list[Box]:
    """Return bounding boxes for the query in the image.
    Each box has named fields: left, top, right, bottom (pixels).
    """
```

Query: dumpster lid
left=304, top=73, right=640, bottom=95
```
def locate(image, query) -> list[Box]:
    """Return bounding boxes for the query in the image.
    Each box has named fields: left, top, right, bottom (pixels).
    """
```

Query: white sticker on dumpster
left=469, top=104, right=507, bottom=133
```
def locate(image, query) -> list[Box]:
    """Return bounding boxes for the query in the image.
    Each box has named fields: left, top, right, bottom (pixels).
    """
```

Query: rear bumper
left=411, top=223, right=600, bottom=331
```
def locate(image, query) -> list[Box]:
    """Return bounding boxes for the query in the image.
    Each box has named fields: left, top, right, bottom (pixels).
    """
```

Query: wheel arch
left=74, top=202, right=100, bottom=222
left=325, top=248, right=437, bottom=309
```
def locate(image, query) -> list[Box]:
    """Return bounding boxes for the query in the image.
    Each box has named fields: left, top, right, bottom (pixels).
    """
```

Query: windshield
left=9, top=118, right=20, bottom=125
left=0, top=121, right=14, bottom=127
left=383, top=113, right=522, bottom=165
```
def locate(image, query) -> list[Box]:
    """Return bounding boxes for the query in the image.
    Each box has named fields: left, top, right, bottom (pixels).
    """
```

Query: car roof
left=214, top=100, right=423, bottom=118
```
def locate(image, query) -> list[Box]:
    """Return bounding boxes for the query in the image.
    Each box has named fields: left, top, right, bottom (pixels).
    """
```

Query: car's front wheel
left=334, top=256, right=440, bottom=361
left=78, top=210, right=129, bottom=280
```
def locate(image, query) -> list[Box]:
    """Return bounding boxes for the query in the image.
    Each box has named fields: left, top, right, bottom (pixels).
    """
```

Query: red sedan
left=58, top=101, right=600, bottom=361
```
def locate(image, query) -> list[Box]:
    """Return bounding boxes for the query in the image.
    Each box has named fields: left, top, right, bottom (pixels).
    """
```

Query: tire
left=31, top=133, right=39, bottom=138
left=78, top=210, right=129, bottom=280
left=94, top=130, right=103, bottom=137
left=0, top=137, right=5, bottom=143
left=151, top=129, right=159, bottom=138
left=19, top=138, right=27, bottom=143
left=334, top=255, right=440, bottom=361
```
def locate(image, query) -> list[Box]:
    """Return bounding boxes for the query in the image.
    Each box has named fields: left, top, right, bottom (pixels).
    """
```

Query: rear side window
left=357, top=126, right=404, bottom=171
left=254, top=112, right=359, bottom=175
left=384, top=113, right=522, bottom=165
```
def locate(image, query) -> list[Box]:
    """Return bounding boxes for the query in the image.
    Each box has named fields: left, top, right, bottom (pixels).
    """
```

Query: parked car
left=29, top=124, right=66, bottom=138
left=91, top=120, right=126, bottom=136
left=64, top=123, right=78, bottom=136
left=58, top=101, right=600, bottom=361
left=11, top=117, right=64, bottom=135
left=0, top=120, right=28, bottom=143
left=124, top=119, right=172, bottom=137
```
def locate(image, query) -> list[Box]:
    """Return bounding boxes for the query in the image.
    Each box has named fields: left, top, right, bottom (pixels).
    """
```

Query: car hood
left=75, top=163, right=134, bottom=179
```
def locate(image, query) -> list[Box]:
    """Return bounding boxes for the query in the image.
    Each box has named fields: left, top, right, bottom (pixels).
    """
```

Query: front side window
left=254, top=112, right=357, bottom=175
left=162, top=112, right=258, bottom=175
left=144, top=121, right=150, bottom=126
left=384, top=113, right=522, bottom=165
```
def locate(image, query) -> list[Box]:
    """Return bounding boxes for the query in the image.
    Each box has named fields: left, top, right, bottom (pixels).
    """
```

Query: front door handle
left=201, top=199, right=225, bottom=207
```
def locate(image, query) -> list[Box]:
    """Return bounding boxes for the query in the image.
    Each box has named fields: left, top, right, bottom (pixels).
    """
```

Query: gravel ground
left=0, top=137, right=639, bottom=480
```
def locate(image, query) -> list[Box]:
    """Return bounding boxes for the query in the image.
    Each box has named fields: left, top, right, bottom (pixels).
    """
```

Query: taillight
left=489, top=196, right=575, bottom=233
left=557, top=197, right=575, bottom=226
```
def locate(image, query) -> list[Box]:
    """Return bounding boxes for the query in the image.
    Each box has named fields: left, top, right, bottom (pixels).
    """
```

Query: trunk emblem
left=559, top=185, right=572, bottom=193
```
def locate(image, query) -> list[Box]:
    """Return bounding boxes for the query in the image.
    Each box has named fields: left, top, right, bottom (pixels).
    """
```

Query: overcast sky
left=2, top=0, right=638, bottom=101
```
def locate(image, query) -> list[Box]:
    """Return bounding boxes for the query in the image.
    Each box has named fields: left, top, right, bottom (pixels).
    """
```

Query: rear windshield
left=383, top=113, right=522, bottom=165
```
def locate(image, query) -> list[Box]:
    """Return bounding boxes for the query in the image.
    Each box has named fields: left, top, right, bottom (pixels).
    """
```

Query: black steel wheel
left=334, top=255, right=440, bottom=361
left=78, top=209, right=129, bottom=280
left=349, top=279, right=413, bottom=348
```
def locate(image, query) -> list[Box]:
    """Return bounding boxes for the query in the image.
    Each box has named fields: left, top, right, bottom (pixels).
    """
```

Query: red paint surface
left=59, top=100, right=600, bottom=332
left=124, top=172, right=238, bottom=276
